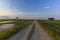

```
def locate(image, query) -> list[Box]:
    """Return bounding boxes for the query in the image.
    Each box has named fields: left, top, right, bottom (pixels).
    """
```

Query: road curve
left=30, top=21, right=53, bottom=40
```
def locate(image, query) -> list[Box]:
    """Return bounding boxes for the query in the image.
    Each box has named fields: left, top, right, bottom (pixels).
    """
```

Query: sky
left=0, top=0, right=60, bottom=19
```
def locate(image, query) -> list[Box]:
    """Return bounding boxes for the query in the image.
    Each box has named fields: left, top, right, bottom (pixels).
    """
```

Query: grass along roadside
left=38, top=21, right=60, bottom=40
left=0, top=20, right=32, bottom=40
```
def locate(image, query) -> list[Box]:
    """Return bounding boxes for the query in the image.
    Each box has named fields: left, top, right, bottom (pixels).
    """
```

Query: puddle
left=0, top=24, right=15, bottom=31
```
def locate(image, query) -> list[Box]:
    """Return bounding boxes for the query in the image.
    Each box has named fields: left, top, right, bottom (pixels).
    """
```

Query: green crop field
left=45, top=20, right=60, bottom=29
left=38, top=20, right=60, bottom=40
left=0, top=20, right=32, bottom=40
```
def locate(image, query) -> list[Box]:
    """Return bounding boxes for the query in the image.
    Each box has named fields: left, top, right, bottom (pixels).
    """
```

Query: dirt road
left=30, top=21, right=53, bottom=40
left=7, top=23, right=33, bottom=40
left=7, top=21, right=53, bottom=40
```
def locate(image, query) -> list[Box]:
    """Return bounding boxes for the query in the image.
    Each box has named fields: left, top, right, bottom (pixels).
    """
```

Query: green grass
left=0, top=20, right=32, bottom=40
left=0, top=20, right=4, bottom=22
left=38, top=20, right=60, bottom=40
left=45, top=20, right=60, bottom=29
left=0, top=20, right=9, bottom=22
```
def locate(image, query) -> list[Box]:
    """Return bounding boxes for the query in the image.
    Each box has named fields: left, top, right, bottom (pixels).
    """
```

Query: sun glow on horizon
left=0, top=0, right=22, bottom=18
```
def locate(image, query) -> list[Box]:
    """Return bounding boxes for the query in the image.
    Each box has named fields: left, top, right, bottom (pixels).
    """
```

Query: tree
left=16, top=17, right=19, bottom=20
left=48, top=18, right=55, bottom=20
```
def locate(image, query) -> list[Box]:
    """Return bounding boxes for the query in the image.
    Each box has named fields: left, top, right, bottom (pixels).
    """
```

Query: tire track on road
left=30, top=21, right=53, bottom=40
left=7, top=23, right=33, bottom=40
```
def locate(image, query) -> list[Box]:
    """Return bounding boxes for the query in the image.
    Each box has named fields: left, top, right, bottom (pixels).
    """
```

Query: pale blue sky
left=0, top=0, right=60, bottom=19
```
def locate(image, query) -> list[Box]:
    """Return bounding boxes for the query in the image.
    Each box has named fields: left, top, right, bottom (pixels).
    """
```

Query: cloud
left=0, top=1, right=23, bottom=18
left=45, top=6, right=50, bottom=8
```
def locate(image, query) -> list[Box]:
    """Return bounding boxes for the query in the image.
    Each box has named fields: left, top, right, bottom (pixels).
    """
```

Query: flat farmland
left=38, top=20, right=60, bottom=40
left=45, top=20, right=60, bottom=29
